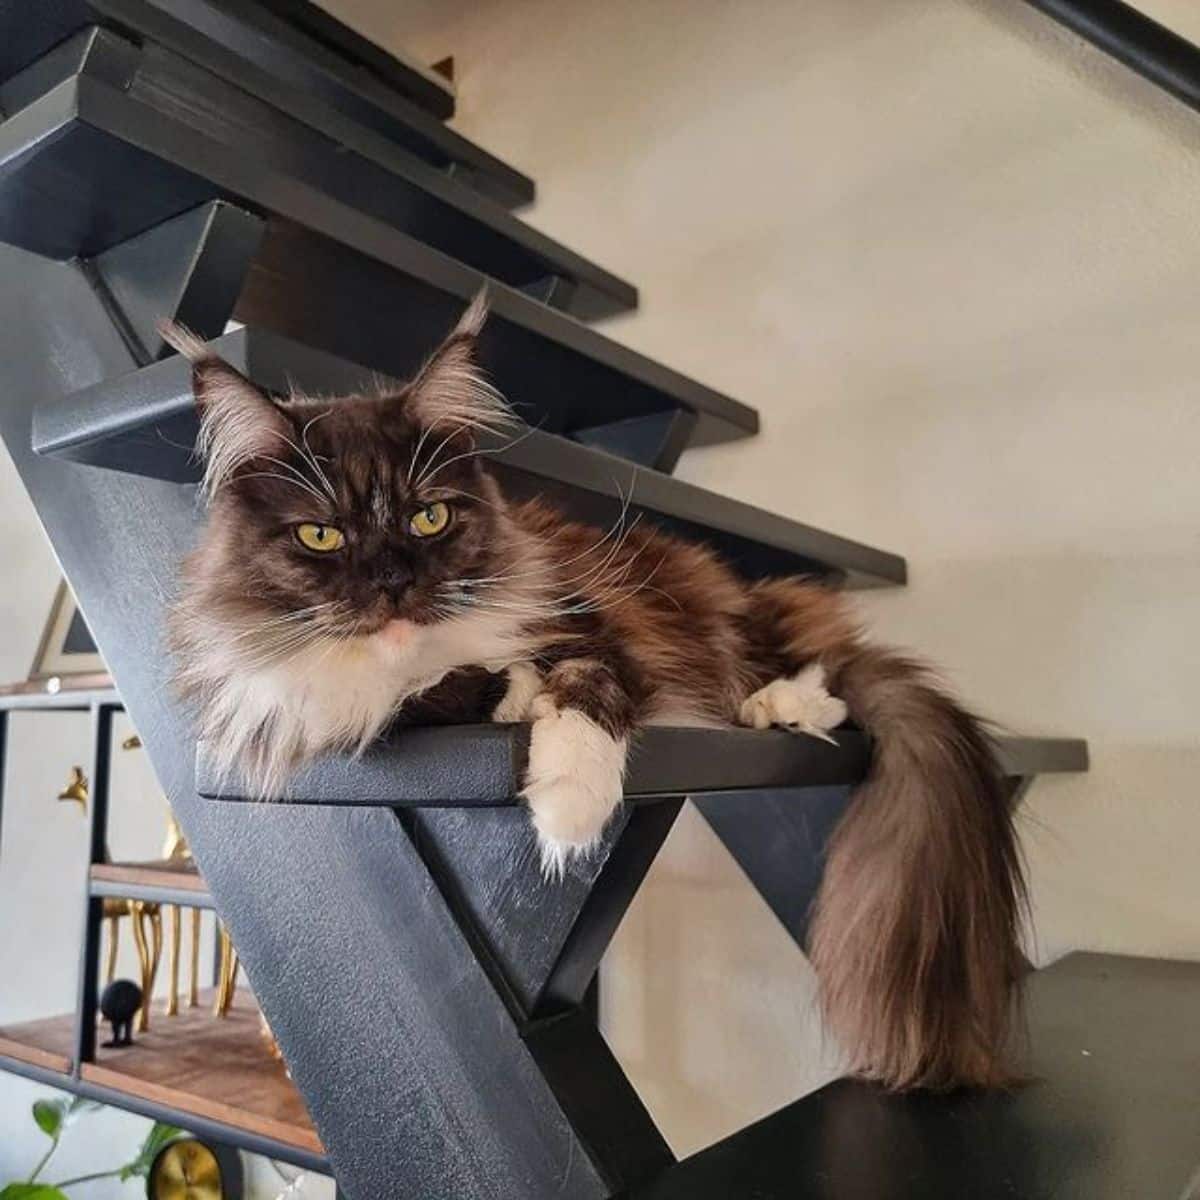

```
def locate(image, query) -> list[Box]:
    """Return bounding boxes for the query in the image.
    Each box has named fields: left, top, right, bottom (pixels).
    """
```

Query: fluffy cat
left=166, top=297, right=1025, bottom=1091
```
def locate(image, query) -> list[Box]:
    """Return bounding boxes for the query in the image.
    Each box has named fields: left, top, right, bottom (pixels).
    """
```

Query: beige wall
left=324, top=0, right=1200, bottom=1155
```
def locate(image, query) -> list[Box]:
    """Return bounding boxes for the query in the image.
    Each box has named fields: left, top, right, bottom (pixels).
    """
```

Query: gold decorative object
left=159, top=812, right=200, bottom=1018
left=189, top=908, right=201, bottom=1009
left=56, top=766, right=88, bottom=813
left=121, top=733, right=143, bottom=750
left=147, top=1138, right=227, bottom=1199
left=213, top=925, right=240, bottom=1018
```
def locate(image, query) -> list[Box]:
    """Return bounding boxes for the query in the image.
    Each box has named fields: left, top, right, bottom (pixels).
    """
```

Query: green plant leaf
left=0, top=1185, right=70, bottom=1199
left=118, top=1122, right=182, bottom=1180
left=31, top=1100, right=66, bottom=1140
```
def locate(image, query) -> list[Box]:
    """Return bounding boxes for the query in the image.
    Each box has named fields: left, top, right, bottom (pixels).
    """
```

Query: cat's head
left=169, top=295, right=524, bottom=646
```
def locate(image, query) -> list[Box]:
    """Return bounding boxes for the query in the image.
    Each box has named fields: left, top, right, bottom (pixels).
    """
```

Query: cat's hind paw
left=521, top=705, right=626, bottom=881
left=739, top=663, right=848, bottom=743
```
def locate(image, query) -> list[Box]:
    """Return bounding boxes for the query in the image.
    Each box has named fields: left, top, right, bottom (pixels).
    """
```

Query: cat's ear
left=159, top=322, right=293, bottom=499
left=401, top=291, right=513, bottom=434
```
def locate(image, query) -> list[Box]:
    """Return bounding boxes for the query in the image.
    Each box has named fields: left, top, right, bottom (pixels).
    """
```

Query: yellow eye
left=296, top=523, right=345, bottom=552
left=409, top=501, right=452, bottom=538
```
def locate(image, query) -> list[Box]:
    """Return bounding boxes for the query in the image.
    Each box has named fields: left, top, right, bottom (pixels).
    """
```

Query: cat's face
left=184, top=297, right=517, bottom=642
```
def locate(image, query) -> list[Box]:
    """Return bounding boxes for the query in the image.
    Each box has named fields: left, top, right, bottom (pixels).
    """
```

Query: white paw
left=739, top=663, right=848, bottom=743
left=522, top=707, right=626, bottom=880
left=492, top=662, right=543, bottom=723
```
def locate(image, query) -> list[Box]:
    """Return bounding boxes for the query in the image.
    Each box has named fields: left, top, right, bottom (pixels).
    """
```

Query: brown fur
left=168, top=299, right=1027, bottom=1091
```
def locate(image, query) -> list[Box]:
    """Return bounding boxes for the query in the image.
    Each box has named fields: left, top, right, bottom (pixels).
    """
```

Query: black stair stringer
left=0, top=240, right=618, bottom=1200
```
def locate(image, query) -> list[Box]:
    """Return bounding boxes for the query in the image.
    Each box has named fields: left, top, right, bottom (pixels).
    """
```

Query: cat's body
left=166, top=298, right=1025, bottom=1092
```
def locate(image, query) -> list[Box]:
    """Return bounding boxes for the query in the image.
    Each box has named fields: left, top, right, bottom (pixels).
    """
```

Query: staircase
left=0, top=4, right=1114, bottom=1197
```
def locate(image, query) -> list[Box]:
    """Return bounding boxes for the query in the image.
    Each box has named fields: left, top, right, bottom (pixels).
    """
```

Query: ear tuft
left=453, top=287, right=490, bottom=340
left=160, top=323, right=293, bottom=499
left=404, top=289, right=514, bottom=434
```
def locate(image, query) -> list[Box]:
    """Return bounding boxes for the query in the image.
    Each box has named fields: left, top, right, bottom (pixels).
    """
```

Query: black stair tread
left=0, top=0, right=456, bottom=122
left=0, top=31, right=631, bottom=318
left=103, top=0, right=532, bottom=208
left=0, top=9, right=530, bottom=210
left=31, top=327, right=904, bottom=587
left=30, top=342, right=895, bottom=583
left=628, top=952, right=1200, bottom=1200
left=196, top=729, right=1087, bottom=807
left=0, top=40, right=752, bottom=443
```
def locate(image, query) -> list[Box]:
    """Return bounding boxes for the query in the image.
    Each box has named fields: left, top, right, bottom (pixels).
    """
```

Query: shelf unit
left=0, top=687, right=324, bottom=1172
left=0, top=995, right=326, bottom=1170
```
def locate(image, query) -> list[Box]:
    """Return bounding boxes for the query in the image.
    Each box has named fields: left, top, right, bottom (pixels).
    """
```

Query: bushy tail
left=809, top=645, right=1027, bottom=1090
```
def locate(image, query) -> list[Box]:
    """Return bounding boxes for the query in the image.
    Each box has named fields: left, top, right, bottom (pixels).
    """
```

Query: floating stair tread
left=32, top=328, right=902, bottom=587
left=0, top=64, right=757, bottom=447
left=0, top=992, right=324, bottom=1162
left=0, top=11, right=528, bottom=210
left=197, top=728, right=1087, bottom=807
left=628, top=952, right=1200, bottom=1200
left=160, top=0, right=532, bottom=207
left=0, top=0, right=455, bottom=122
left=0, top=38, right=632, bottom=318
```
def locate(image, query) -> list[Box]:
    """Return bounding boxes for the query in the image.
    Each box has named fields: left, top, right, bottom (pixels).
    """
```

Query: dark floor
left=631, top=953, right=1200, bottom=1199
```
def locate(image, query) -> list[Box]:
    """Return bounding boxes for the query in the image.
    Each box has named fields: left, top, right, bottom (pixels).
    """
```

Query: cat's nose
left=379, top=564, right=413, bottom=602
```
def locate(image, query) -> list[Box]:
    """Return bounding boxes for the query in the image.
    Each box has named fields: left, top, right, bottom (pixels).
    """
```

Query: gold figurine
left=56, top=766, right=88, bottom=813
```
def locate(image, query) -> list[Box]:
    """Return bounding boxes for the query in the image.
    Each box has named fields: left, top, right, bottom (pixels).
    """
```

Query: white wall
left=322, top=0, right=1200, bottom=1156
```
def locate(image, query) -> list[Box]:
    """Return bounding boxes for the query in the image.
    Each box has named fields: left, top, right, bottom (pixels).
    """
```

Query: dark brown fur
left=169, top=301, right=1027, bottom=1091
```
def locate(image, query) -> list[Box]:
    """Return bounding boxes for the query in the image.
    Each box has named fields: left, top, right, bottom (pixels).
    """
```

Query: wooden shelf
left=91, top=860, right=214, bottom=908
left=0, top=993, right=322, bottom=1159
left=0, top=1030, right=72, bottom=1075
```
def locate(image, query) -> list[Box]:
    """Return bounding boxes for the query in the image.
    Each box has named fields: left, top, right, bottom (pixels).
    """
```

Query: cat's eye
left=409, top=501, right=452, bottom=538
left=295, top=523, right=345, bottom=552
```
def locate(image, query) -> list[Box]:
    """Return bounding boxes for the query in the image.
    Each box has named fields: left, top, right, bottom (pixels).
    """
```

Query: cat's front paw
left=492, top=662, right=543, bottom=723
left=739, top=663, right=847, bottom=743
left=522, top=704, right=627, bottom=880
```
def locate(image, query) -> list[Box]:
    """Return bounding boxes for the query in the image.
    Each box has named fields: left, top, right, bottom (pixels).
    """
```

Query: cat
left=165, top=296, right=1025, bottom=1092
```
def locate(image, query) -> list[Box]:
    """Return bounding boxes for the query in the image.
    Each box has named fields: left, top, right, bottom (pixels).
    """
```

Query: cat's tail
left=804, top=621, right=1026, bottom=1090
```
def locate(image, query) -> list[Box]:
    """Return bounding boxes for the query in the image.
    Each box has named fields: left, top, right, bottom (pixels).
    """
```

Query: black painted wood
left=250, top=0, right=456, bottom=119
left=195, top=727, right=1085, bottom=808
left=402, top=805, right=638, bottom=1018
left=196, top=727, right=877, bottom=806
left=31, top=327, right=903, bottom=586
left=232, top=220, right=753, bottom=445
left=526, top=1009, right=675, bottom=1194
left=89, top=200, right=264, bottom=363
left=1025, top=0, right=1200, bottom=115
left=539, top=800, right=684, bottom=1013
left=139, top=0, right=531, bottom=207
left=694, top=786, right=853, bottom=949
left=0, top=30, right=633, bottom=317
left=0, top=0, right=455, bottom=121
left=629, top=953, right=1200, bottom=1200
left=0, top=238, right=616, bottom=1200
left=0, top=2, right=529, bottom=208
left=574, top=409, right=698, bottom=474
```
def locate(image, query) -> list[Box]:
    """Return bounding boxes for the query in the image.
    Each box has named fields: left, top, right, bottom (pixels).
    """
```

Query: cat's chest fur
left=200, top=606, right=534, bottom=793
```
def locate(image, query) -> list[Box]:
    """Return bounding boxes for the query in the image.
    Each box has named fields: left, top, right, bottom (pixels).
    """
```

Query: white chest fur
left=196, top=606, right=535, bottom=796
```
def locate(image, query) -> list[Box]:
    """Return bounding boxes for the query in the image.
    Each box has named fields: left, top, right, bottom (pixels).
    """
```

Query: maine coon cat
left=166, top=297, right=1025, bottom=1091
